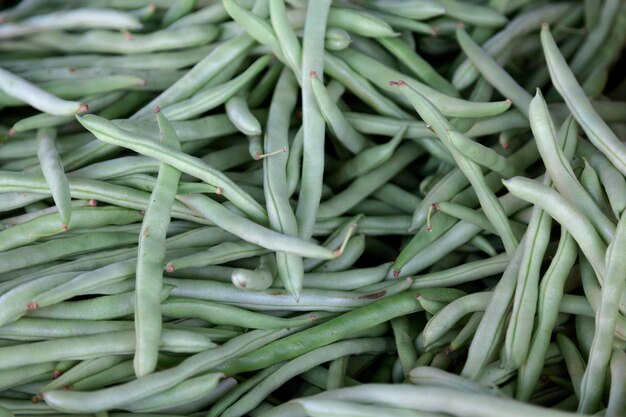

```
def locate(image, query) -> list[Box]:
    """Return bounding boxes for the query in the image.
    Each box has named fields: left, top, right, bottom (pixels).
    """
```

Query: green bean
left=0, top=66, right=86, bottom=115
left=310, top=72, right=370, bottom=154
left=409, top=366, right=501, bottom=397
left=134, top=34, right=254, bottom=118
left=269, top=0, right=301, bottom=80
left=447, top=311, right=483, bottom=352
left=378, top=37, right=457, bottom=97
left=11, top=91, right=123, bottom=134
left=261, top=70, right=305, bottom=297
left=161, top=297, right=323, bottom=330
left=542, top=25, right=626, bottom=178
left=328, top=126, right=406, bottom=188
left=580, top=159, right=612, bottom=215
left=248, top=61, right=283, bottom=108
left=77, top=114, right=266, bottom=223
left=503, top=175, right=553, bottom=369
left=577, top=140, right=626, bottom=218
left=2, top=46, right=215, bottom=71
left=372, top=183, right=420, bottom=215
left=0, top=232, right=137, bottom=275
left=161, top=55, right=271, bottom=121
left=435, top=202, right=495, bottom=235
left=530, top=91, right=615, bottom=243
left=516, top=231, right=577, bottom=401
left=456, top=27, right=530, bottom=117
left=70, top=359, right=134, bottom=391
left=0, top=206, right=141, bottom=252
left=164, top=277, right=411, bottom=311
left=28, top=288, right=171, bottom=321
left=0, top=8, right=141, bottom=39
left=225, top=96, right=262, bottom=136
left=232, top=253, right=277, bottom=290
left=178, top=193, right=338, bottom=260
left=0, top=329, right=215, bottom=371
left=161, top=0, right=195, bottom=26
left=323, top=54, right=411, bottom=118
left=327, top=356, right=350, bottom=389
left=208, top=364, right=283, bottom=417
left=607, top=348, right=626, bottom=417
left=0, top=399, right=54, bottom=414
left=0, top=318, right=139, bottom=341
left=216, top=291, right=422, bottom=378
left=411, top=253, right=508, bottom=289
left=42, top=324, right=308, bottom=411
left=452, top=3, right=572, bottom=89
left=299, top=384, right=580, bottom=417
left=0, top=75, right=145, bottom=107
left=0, top=132, right=89, bottom=161
left=296, top=0, right=331, bottom=240
left=222, top=0, right=284, bottom=60
left=504, top=176, right=607, bottom=281
left=313, top=235, right=365, bottom=273
left=123, top=372, right=223, bottom=413
left=556, top=333, right=586, bottom=400
left=223, top=338, right=394, bottom=417
left=0, top=172, right=206, bottom=224
left=578, top=211, right=626, bottom=413
left=461, top=238, right=525, bottom=379
left=396, top=82, right=518, bottom=254
left=327, top=8, right=397, bottom=38
left=324, top=28, right=350, bottom=51
left=303, top=264, right=389, bottom=291
left=337, top=48, right=512, bottom=118
left=35, top=128, right=71, bottom=227
left=31, top=25, right=218, bottom=55
left=132, top=109, right=181, bottom=378
left=317, top=144, right=423, bottom=218
left=570, top=0, right=622, bottom=75
left=390, top=316, right=417, bottom=379
left=0, top=362, right=57, bottom=391
left=165, top=241, right=266, bottom=271
left=367, top=0, right=446, bottom=20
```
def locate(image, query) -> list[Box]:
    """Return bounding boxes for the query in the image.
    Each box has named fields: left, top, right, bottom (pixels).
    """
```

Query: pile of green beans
left=0, top=0, right=625, bottom=416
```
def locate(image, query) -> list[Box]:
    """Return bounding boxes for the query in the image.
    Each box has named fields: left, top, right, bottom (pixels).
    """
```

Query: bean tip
left=31, top=395, right=40, bottom=404
left=77, top=103, right=89, bottom=114
left=415, top=293, right=422, bottom=299
left=52, top=370, right=62, bottom=378
left=456, top=21, right=465, bottom=29
left=505, top=98, right=512, bottom=104
left=309, top=70, right=318, bottom=78
left=61, top=224, right=68, bottom=232
left=165, top=264, right=175, bottom=273
left=26, top=301, right=38, bottom=310
left=154, top=106, right=161, bottom=114
left=123, top=30, right=133, bottom=41
left=392, top=269, right=401, bottom=277
left=88, top=199, right=98, bottom=207
left=7, top=128, right=16, bottom=137
left=541, top=22, right=550, bottom=30
left=431, top=26, right=440, bottom=37
left=215, top=187, right=223, bottom=195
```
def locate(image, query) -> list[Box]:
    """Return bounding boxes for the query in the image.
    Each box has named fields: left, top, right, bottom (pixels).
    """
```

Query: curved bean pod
left=0, top=67, right=85, bottom=115
left=76, top=114, right=267, bottom=224
left=503, top=176, right=607, bottom=280
left=541, top=24, right=626, bottom=178
left=134, top=109, right=181, bottom=377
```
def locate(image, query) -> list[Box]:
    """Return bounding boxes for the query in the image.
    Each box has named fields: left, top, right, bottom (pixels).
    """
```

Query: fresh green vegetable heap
left=0, top=0, right=625, bottom=416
